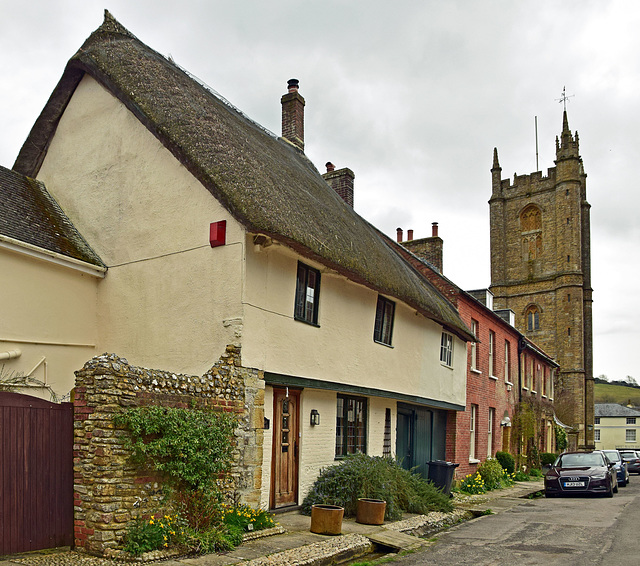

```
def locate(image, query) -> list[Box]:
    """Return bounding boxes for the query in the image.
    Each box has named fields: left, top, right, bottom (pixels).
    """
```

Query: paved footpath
left=0, top=481, right=543, bottom=566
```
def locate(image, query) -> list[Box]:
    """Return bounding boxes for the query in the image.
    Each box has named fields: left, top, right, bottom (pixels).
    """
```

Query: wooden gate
left=0, top=392, right=74, bottom=555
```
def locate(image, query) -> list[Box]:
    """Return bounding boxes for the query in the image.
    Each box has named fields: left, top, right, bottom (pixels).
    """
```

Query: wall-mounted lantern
left=310, top=409, right=320, bottom=426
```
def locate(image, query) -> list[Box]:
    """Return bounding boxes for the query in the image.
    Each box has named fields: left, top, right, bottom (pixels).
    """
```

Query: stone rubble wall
left=73, top=345, right=265, bottom=556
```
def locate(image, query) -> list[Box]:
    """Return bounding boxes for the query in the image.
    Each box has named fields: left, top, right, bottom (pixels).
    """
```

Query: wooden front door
left=271, top=388, right=300, bottom=509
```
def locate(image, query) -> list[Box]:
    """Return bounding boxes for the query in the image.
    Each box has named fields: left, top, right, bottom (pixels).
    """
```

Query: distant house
left=11, top=11, right=474, bottom=509
left=397, top=230, right=559, bottom=476
left=0, top=166, right=104, bottom=399
left=594, top=403, right=640, bottom=450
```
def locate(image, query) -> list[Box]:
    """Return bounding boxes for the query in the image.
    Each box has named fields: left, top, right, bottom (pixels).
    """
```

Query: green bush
left=529, top=468, right=543, bottom=478
left=301, top=454, right=452, bottom=520
left=495, top=451, right=515, bottom=474
left=513, top=470, right=529, bottom=481
left=124, top=514, right=184, bottom=556
left=540, top=452, right=558, bottom=467
left=458, top=472, right=486, bottom=494
left=477, top=458, right=506, bottom=490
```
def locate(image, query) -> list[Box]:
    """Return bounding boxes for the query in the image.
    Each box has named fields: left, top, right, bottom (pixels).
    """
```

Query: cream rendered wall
left=37, top=76, right=245, bottom=376
left=243, top=243, right=466, bottom=407
left=0, top=248, right=99, bottom=398
left=595, top=417, right=640, bottom=450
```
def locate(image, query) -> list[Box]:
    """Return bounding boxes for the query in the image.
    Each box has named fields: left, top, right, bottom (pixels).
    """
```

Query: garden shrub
left=301, top=454, right=452, bottom=520
left=477, top=458, right=506, bottom=490
left=458, top=472, right=486, bottom=494
left=540, top=452, right=558, bottom=467
left=495, top=451, right=515, bottom=474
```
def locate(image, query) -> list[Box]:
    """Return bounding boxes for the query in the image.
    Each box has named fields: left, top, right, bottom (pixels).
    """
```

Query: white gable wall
left=37, top=76, right=245, bottom=376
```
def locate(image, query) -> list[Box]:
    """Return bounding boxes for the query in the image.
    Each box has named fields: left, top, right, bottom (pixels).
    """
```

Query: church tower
left=489, top=110, right=594, bottom=449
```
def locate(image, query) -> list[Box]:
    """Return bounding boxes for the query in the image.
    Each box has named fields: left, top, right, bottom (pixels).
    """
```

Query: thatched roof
left=13, top=11, right=471, bottom=340
left=0, top=165, right=104, bottom=266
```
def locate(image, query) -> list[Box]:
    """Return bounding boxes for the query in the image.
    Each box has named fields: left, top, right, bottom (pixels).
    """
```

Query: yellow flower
left=149, top=519, right=154, bottom=525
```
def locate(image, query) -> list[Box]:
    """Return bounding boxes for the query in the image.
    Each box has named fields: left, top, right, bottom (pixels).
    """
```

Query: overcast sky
left=1, top=1, right=638, bottom=381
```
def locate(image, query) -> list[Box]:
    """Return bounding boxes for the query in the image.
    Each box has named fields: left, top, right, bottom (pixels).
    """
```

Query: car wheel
left=606, top=482, right=614, bottom=498
left=620, top=478, right=627, bottom=487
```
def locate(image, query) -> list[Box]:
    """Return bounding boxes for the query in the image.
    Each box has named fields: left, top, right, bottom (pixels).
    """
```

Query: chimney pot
left=396, top=228, right=403, bottom=243
left=287, top=78, right=299, bottom=92
left=432, top=222, right=439, bottom=237
left=326, top=162, right=335, bottom=172
left=407, top=229, right=414, bottom=241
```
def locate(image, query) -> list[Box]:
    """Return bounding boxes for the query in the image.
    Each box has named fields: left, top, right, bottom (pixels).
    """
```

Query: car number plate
left=563, top=481, right=585, bottom=487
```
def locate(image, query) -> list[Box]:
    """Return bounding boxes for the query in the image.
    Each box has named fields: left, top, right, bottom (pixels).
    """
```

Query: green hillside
left=595, top=382, right=640, bottom=407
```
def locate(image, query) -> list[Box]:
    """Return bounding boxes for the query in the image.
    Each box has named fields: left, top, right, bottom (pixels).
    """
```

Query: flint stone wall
left=73, top=345, right=265, bottom=556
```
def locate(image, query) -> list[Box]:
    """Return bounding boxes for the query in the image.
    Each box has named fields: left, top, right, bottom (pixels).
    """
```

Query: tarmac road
left=385, top=477, right=640, bottom=566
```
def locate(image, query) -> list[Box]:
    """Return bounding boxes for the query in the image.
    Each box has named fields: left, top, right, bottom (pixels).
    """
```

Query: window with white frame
left=627, top=417, right=636, bottom=425
left=594, top=417, right=600, bottom=425
left=470, top=320, right=478, bottom=370
left=488, top=408, right=495, bottom=458
left=626, top=429, right=636, bottom=443
left=594, top=429, right=600, bottom=442
left=504, top=340, right=511, bottom=383
left=470, top=404, right=478, bottom=460
left=440, top=332, right=454, bottom=367
left=488, top=331, right=496, bottom=377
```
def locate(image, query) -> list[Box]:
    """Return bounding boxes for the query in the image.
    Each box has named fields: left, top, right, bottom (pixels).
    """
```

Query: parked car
left=619, top=450, right=640, bottom=474
left=602, top=449, right=629, bottom=486
left=545, top=451, right=617, bottom=498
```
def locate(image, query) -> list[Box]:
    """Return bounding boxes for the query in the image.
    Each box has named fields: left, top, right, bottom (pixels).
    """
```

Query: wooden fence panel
left=0, top=392, right=73, bottom=555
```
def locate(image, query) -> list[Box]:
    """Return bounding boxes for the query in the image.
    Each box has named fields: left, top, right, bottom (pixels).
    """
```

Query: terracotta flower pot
left=356, top=498, right=386, bottom=525
left=310, top=504, right=344, bottom=535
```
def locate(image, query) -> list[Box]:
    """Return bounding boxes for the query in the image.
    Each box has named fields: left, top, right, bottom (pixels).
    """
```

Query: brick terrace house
left=397, top=228, right=559, bottom=478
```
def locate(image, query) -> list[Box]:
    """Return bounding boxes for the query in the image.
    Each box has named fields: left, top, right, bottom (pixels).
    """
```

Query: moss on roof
left=0, top=165, right=104, bottom=266
left=14, top=10, right=470, bottom=340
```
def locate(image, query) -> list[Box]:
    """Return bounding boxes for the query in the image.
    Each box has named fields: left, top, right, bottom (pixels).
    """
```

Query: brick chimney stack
left=323, top=162, right=355, bottom=208
left=400, top=223, right=444, bottom=273
left=281, top=79, right=305, bottom=151
left=396, top=228, right=403, bottom=243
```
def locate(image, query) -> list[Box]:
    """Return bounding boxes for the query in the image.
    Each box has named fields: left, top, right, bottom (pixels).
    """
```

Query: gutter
left=0, top=234, right=106, bottom=278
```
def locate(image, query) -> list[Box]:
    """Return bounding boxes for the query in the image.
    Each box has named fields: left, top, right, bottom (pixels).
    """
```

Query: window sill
left=373, top=339, right=394, bottom=349
left=470, top=368, right=482, bottom=374
left=469, top=458, right=481, bottom=464
left=531, top=390, right=537, bottom=395
left=489, top=375, right=498, bottom=381
left=522, top=387, right=529, bottom=391
left=542, top=394, right=547, bottom=399
left=441, top=363, right=454, bottom=370
left=294, top=316, right=320, bottom=328
left=505, top=381, right=514, bottom=387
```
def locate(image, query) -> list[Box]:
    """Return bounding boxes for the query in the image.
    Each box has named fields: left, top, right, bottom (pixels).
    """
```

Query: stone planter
left=310, top=504, right=344, bottom=535
left=356, top=498, right=386, bottom=525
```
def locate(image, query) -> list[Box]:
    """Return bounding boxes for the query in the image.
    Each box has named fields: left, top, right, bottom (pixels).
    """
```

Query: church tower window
left=526, top=306, right=540, bottom=331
